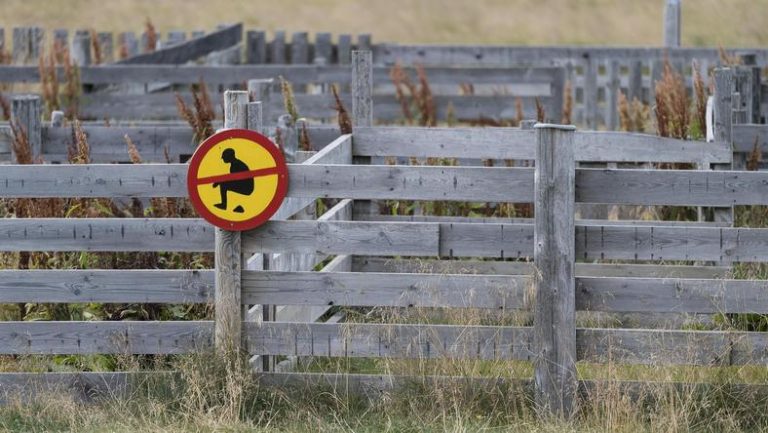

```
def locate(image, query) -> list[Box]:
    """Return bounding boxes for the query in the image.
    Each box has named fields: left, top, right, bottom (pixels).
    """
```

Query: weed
left=175, top=79, right=215, bottom=145
left=331, top=84, right=352, bottom=134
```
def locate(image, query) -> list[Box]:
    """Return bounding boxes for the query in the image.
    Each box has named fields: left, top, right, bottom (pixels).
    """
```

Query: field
left=0, top=0, right=767, bottom=46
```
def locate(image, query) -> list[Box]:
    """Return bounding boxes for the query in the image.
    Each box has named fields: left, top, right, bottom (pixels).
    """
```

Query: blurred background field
left=1, top=0, right=767, bottom=46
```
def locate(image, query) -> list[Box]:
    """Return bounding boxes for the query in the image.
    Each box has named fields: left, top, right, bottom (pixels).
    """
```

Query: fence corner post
left=215, top=90, right=248, bottom=358
left=533, top=123, right=577, bottom=419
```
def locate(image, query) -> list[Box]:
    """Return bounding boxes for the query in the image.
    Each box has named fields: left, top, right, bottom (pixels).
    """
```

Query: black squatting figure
left=213, top=148, right=254, bottom=213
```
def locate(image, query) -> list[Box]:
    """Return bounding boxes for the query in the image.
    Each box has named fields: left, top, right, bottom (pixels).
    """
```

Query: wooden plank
left=352, top=50, right=372, bottom=127
left=0, top=163, right=533, bottom=202
left=242, top=220, right=440, bottom=256
left=439, top=223, right=533, bottom=258
left=286, top=165, right=534, bottom=202
left=10, top=95, right=41, bottom=159
left=577, top=169, right=768, bottom=206
left=242, top=271, right=530, bottom=309
left=0, top=164, right=189, bottom=198
left=575, top=225, right=768, bottom=263
left=533, top=124, right=576, bottom=417
left=0, top=321, right=212, bottom=354
left=248, top=323, right=768, bottom=366
left=664, top=0, right=681, bottom=47
left=118, top=23, right=242, bottom=64
left=246, top=322, right=533, bottom=360
left=0, top=270, right=213, bottom=303
left=0, top=218, right=214, bottom=252
left=732, top=124, right=768, bottom=153
left=0, top=64, right=563, bottom=86
left=356, top=214, right=730, bottom=228
left=578, top=277, right=768, bottom=314
left=351, top=257, right=729, bottom=279
left=352, top=127, right=730, bottom=163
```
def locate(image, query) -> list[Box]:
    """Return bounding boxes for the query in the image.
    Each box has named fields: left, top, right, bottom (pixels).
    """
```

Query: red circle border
left=186, top=128, right=289, bottom=232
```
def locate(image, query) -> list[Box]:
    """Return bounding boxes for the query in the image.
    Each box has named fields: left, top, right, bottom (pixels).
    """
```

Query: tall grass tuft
left=144, top=18, right=158, bottom=52
left=535, top=97, right=546, bottom=122
left=331, top=84, right=352, bottom=134
left=389, top=62, right=436, bottom=126
left=562, top=80, right=573, bottom=124
left=279, top=76, right=300, bottom=122
left=618, top=91, right=648, bottom=133
left=718, top=46, right=741, bottom=66
left=90, top=29, right=103, bottom=65
left=175, top=79, right=215, bottom=145
left=0, top=93, right=10, bottom=120
left=117, top=34, right=129, bottom=60
left=38, top=50, right=60, bottom=114
left=692, top=60, right=709, bottom=139
left=654, top=59, right=689, bottom=139
left=514, top=97, right=524, bottom=126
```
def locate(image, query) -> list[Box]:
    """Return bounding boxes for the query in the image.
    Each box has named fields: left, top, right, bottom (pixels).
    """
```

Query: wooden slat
left=577, top=169, right=768, bottom=206
left=576, top=225, right=768, bottom=263
left=242, top=220, right=440, bottom=256
left=578, top=277, right=768, bottom=314
left=352, top=257, right=729, bottom=279
left=578, top=328, right=768, bottom=366
left=0, top=218, right=213, bottom=252
left=0, top=65, right=560, bottom=86
left=0, top=270, right=213, bottom=303
left=286, top=165, right=534, bottom=202
left=242, top=271, right=530, bottom=309
left=0, top=164, right=189, bottom=198
left=248, top=322, right=768, bottom=366
left=352, top=127, right=730, bottom=163
left=246, top=322, right=534, bottom=360
left=0, top=164, right=534, bottom=202
left=0, top=321, right=212, bottom=354
left=2, top=217, right=765, bottom=262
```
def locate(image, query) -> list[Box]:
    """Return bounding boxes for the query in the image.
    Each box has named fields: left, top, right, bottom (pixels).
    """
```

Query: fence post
left=247, top=78, right=273, bottom=127
left=270, top=31, right=286, bottom=64
left=606, top=60, right=620, bottom=130
left=215, top=90, right=248, bottom=357
left=712, top=68, right=734, bottom=226
left=533, top=123, right=577, bottom=419
left=11, top=95, right=42, bottom=160
left=583, top=56, right=597, bottom=129
left=72, top=30, right=91, bottom=67
left=351, top=50, right=375, bottom=218
left=246, top=30, right=267, bottom=64
left=737, top=53, right=762, bottom=124
left=664, top=0, right=681, bottom=47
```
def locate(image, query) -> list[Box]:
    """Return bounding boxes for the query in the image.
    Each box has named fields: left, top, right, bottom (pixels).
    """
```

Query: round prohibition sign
left=187, top=129, right=288, bottom=231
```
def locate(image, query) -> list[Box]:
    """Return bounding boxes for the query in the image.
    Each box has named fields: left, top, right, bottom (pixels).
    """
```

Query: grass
left=1, top=0, right=767, bottom=47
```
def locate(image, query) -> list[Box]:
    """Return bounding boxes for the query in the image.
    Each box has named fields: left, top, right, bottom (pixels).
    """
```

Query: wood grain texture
left=0, top=218, right=214, bottom=252
left=352, top=127, right=730, bottom=163
left=0, top=270, right=213, bottom=303
left=578, top=277, right=768, bottom=314
left=0, top=321, right=212, bottom=354
left=352, top=50, right=372, bottom=127
left=246, top=322, right=533, bottom=360
left=533, top=124, right=576, bottom=417
left=241, top=271, right=530, bottom=309
left=352, top=257, right=729, bottom=279
left=577, top=169, right=768, bottom=206
left=241, top=220, right=440, bottom=256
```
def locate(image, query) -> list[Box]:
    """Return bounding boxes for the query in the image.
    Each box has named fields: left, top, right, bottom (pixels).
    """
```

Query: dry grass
left=561, top=80, right=572, bottom=124
left=279, top=76, right=299, bottom=122
left=618, top=91, right=648, bottom=133
left=175, top=79, right=216, bottom=145
left=143, top=17, right=157, bottom=52
left=390, top=62, right=436, bottom=126
left=2, top=0, right=767, bottom=47
left=331, top=84, right=352, bottom=134
left=654, top=59, right=690, bottom=139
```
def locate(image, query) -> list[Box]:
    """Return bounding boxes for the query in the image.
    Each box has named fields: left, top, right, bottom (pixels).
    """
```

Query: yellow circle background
left=195, top=137, right=279, bottom=222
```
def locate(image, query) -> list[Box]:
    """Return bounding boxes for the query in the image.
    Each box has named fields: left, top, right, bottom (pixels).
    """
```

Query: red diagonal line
left=193, top=166, right=280, bottom=186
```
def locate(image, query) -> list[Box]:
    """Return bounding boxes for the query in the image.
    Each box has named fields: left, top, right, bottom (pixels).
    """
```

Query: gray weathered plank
left=578, top=277, right=768, bottom=314
left=242, top=271, right=530, bottom=309
left=0, top=321, right=212, bottom=354
left=577, top=169, right=768, bottom=206
left=0, top=218, right=214, bottom=252
left=351, top=257, right=729, bottom=279
left=246, top=322, right=534, bottom=360
left=242, top=220, right=440, bottom=256
left=352, top=127, right=730, bottom=163
left=0, top=270, right=213, bottom=303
